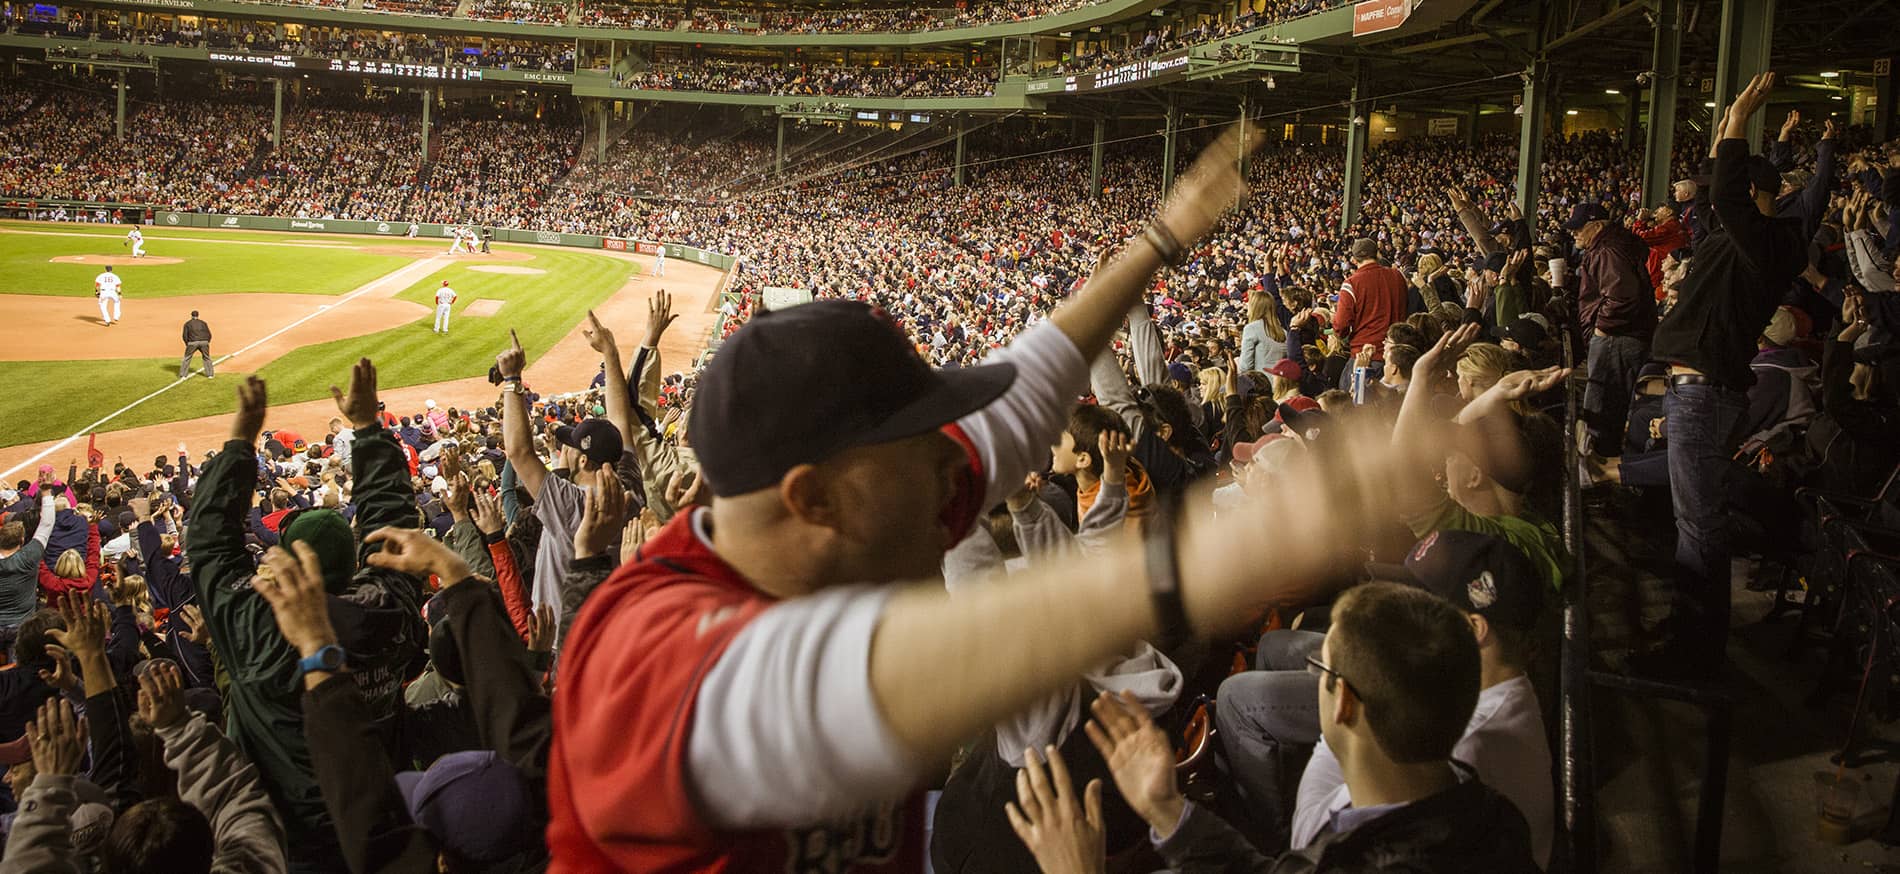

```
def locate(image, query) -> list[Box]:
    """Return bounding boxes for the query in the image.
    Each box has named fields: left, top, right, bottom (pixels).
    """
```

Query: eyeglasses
left=1306, top=654, right=1355, bottom=696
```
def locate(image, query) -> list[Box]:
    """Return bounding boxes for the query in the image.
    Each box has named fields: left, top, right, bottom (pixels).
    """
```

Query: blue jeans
left=1213, top=630, right=1325, bottom=853
left=1663, top=381, right=1748, bottom=657
left=1584, top=333, right=1648, bottom=456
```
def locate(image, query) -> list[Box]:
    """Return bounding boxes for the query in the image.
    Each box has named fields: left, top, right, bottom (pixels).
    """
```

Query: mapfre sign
left=1353, top=0, right=1415, bottom=37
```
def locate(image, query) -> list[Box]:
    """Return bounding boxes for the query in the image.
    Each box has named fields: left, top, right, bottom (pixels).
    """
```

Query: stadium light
left=1832, top=94, right=1844, bottom=101
left=1566, top=109, right=1579, bottom=115
left=1604, top=88, right=1620, bottom=95
left=1703, top=101, right=1716, bottom=107
left=1820, top=71, right=1841, bottom=78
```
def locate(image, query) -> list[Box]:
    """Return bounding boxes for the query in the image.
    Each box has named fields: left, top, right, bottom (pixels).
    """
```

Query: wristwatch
left=296, top=645, right=347, bottom=677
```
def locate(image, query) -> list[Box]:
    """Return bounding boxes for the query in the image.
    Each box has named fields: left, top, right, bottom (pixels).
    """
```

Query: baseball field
left=0, top=221, right=725, bottom=477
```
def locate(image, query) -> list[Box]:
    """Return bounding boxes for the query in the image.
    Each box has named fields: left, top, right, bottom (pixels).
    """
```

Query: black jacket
left=1155, top=768, right=1539, bottom=874
left=1651, top=139, right=1809, bottom=389
left=183, top=318, right=212, bottom=344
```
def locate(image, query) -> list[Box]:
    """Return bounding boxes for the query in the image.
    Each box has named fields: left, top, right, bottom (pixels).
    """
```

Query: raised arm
left=1711, top=74, right=1777, bottom=250
left=142, top=664, right=288, bottom=874
left=583, top=309, right=634, bottom=448
left=332, top=359, right=416, bottom=565
left=495, top=330, right=548, bottom=500
left=188, top=377, right=267, bottom=606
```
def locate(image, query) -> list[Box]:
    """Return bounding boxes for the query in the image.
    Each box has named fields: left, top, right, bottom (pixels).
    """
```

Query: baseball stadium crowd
left=616, top=60, right=997, bottom=99
left=466, top=0, right=571, bottom=26
left=0, top=62, right=1897, bottom=874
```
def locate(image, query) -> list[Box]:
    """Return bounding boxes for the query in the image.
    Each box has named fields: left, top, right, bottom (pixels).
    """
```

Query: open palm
left=1083, top=690, right=1183, bottom=833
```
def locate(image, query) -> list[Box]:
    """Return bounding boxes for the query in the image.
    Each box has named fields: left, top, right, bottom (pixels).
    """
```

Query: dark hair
left=1328, top=582, right=1480, bottom=763
left=1138, top=384, right=1201, bottom=457
left=189, top=310, right=198, bottom=318
left=1064, top=404, right=1130, bottom=476
left=1385, top=322, right=1425, bottom=352
left=15, top=609, right=66, bottom=671
left=0, top=522, right=21, bottom=551
left=103, top=798, right=214, bottom=874
left=1387, top=344, right=1422, bottom=380
left=1280, top=286, right=1315, bottom=311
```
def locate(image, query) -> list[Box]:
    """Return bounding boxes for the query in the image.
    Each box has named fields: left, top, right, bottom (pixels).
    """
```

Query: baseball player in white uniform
left=95, top=266, right=123, bottom=326
left=125, top=227, right=145, bottom=258
left=407, top=222, right=420, bottom=239
left=433, top=280, right=456, bottom=334
left=653, top=244, right=666, bottom=277
left=447, top=228, right=468, bottom=255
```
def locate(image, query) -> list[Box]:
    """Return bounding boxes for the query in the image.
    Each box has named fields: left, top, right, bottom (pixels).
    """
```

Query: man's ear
left=1468, top=613, right=1492, bottom=649
left=780, top=465, right=839, bottom=530
left=1331, top=679, right=1359, bottom=730
left=1156, top=422, right=1173, bottom=442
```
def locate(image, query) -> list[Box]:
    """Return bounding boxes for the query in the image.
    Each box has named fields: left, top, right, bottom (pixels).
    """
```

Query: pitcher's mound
left=363, top=246, right=534, bottom=261
left=51, top=255, right=184, bottom=266
left=468, top=265, right=546, bottom=275
left=462, top=299, right=506, bottom=317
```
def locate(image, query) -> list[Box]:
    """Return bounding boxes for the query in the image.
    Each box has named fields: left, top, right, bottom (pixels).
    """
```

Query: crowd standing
left=0, top=60, right=1895, bottom=874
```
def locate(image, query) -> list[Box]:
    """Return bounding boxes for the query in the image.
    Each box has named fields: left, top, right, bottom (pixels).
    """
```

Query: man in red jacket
left=1567, top=202, right=1656, bottom=457
left=1333, top=238, right=1408, bottom=389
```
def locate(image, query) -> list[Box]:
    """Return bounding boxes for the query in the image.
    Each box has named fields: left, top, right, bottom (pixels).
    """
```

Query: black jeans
left=1584, top=332, right=1648, bottom=456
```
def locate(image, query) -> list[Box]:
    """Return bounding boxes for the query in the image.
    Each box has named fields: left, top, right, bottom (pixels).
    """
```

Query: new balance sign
left=1352, top=0, right=1412, bottom=37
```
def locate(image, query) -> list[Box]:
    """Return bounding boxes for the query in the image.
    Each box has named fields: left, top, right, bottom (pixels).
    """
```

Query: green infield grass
left=0, top=238, right=635, bottom=448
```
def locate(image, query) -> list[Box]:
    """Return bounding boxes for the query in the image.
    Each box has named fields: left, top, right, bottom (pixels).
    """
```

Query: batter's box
left=461, top=299, right=506, bottom=317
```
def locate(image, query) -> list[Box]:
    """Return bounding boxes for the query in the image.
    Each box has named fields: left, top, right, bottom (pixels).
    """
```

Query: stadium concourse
left=2, top=0, right=1900, bottom=872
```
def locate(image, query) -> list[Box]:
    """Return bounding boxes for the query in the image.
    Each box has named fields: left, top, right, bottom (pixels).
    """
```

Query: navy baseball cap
left=1371, top=530, right=1545, bottom=631
left=689, top=300, right=1016, bottom=497
left=395, top=751, right=539, bottom=863
left=1562, top=202, right=1610, bottom=230
left=554, top=418, right=623, bottom=467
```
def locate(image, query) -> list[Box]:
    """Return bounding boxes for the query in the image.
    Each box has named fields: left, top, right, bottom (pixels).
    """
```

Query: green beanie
left=280, top=509, right=355, bottom=594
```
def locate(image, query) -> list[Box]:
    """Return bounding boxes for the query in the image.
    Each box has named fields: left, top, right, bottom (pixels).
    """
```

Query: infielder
left=653, top=244, right=665, bottom=277
left=433, top=280, right=456, bottom=334
left=407, top=222, right=420, bottom=239
left=94, top=266, right=122, bottom=326
left=125, top=227, right=145, bottom=258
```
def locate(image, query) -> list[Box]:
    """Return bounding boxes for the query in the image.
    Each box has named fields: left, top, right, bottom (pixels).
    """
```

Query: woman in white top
left=1238, top=292, right=1288, bottom=373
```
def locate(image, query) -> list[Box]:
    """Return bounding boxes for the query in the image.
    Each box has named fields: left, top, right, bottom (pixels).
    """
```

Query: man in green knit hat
left=187, top=358, right=428, bottom=871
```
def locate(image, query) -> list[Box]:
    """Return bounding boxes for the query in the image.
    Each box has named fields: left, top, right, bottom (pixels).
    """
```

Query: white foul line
left=1, top=255, right=453, bottom=480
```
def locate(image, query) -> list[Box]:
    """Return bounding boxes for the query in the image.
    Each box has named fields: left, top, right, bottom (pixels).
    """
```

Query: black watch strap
left=1145, top=519, right=1190, bottom=648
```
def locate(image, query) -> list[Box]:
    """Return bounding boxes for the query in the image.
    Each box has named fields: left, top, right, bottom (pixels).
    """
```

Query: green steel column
left=596, top=99, right=607, bottom=162
left=1711, top=0, right=1775, bottom=147
left=1876, top=56, right=1896, bottom=143
left=950, top=115, right=965, bottom=187
left=272, top=78, right=283, bottom=147
left=1090, top=116, right=1105, bottom=199
left=1237, top=95, right=1251, bottom=178
left=1160, top=98, right=1181, bottom=198
left=1515, top=60, right=1549, bottom=222
left=420, top=87, right=432, bottom=160
left=1641, top=0, right=1683, bottom=208
left=114, top=71, right=126, bottom=140
left=775, top=115, right=786, bottom=176
left=1339, top=72, right=1368, bottom=234
left=1467, top=101, right=1482, bottom=146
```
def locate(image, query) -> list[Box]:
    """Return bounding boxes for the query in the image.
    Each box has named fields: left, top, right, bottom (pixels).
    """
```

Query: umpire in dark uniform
left=180, top=310, right=214, bottom=379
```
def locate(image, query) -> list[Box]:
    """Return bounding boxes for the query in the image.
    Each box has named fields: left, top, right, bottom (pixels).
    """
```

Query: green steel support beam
left=1090, top=116, right=1105, bottom=199
left=1467, top=101, right=1481, bottom=146
left=420, top=87, right=432, bottom=160
left=1642, top=0, right=1683, bottom=208
left=1712, top=0, right=1775, bottom=148
left=1340, top=70, right=1367, bottom=234
left=272, top=78, right=283, bottom=147
left=596, top=99, right=607, bottom=162
left=950, top=115, right=965, bottom=187
left=1161, top=98, right=1181, bottom=199
left=775, top=115, right=786, bottom=177
left=114, top=72, right=126, bottom=140
left=1515, top=60, right=1548, bottom=221
left=1877, top=56, right=1896, bottom=144
left=1237, top=94, right=1250, bottom=179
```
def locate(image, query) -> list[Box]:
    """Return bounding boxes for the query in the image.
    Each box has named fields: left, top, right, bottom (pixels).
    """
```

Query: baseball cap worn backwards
left=1391, top=529, right=1545, bottom=631
left=690, top=300, right=1018, bottom=497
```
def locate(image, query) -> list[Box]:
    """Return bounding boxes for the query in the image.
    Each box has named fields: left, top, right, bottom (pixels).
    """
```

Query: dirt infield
left=0, top=256, right=724, bottom=474
left=461, top=299, right=505, bottom=317
left=363, top=246, right=534, bottom=261
left=0, top=293, right=430, bottom=362
left=468, top=265, right=546, bottom=275
left=50, top=255, right=185, bottom=266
